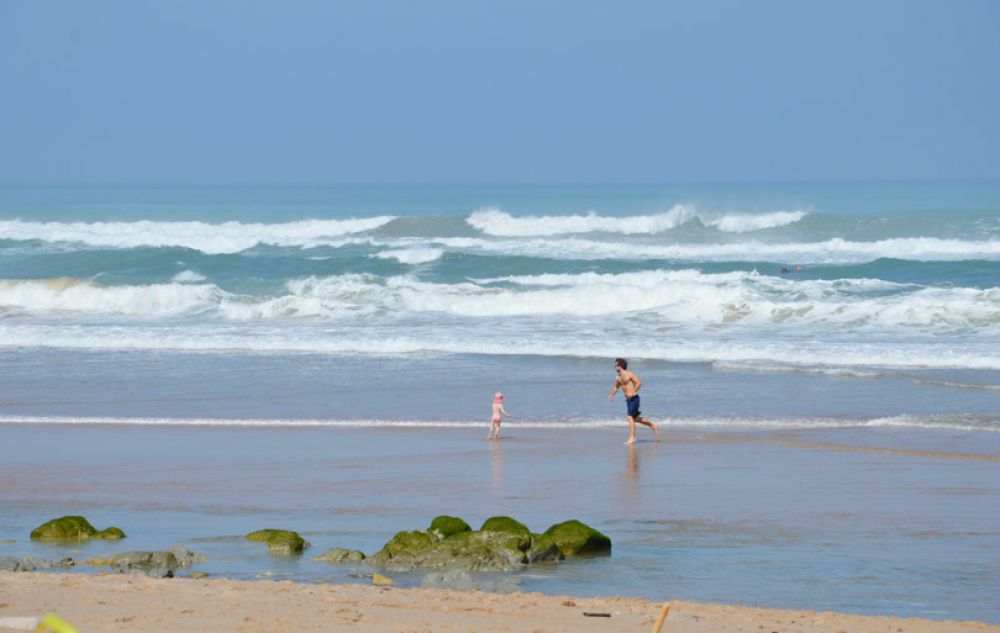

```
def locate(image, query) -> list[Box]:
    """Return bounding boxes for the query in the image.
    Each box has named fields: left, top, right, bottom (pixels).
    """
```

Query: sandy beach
left=1, top=573, right=997, bottom=633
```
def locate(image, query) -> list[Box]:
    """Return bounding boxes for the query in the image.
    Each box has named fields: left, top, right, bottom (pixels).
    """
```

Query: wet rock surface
left=370, top=516, right=608, bottom=572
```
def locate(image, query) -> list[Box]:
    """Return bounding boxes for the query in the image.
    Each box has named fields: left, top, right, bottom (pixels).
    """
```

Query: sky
left=1, top=0, right=998, bottom=184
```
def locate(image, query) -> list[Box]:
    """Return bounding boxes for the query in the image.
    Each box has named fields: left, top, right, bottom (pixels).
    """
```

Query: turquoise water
left=0, top=183, right=998, bottom=620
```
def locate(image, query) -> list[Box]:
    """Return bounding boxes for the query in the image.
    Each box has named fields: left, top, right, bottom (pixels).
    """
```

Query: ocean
left=1, top=183, right=998, bottom=621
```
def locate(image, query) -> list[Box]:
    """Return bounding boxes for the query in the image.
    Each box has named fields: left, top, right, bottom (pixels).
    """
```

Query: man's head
left=615, top=358, right=628, bottom=372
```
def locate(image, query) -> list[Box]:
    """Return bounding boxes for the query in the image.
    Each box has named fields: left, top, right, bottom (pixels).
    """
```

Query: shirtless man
left=608, top=357, right=660, bottom=444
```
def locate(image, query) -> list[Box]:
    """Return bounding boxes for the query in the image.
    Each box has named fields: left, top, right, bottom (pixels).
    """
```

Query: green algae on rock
left=30, top=516, right=126, bottom=542
left=429, top=515, right=472, bottom=539
left=479, top=516, right=530, bottom=536
left=371, top=516, right=566, bottom=572
left=543, top=520, right=611, bottom=557
left=94, top=527, right=126, bottom=540
left=245, top=529, right=309, bottom=555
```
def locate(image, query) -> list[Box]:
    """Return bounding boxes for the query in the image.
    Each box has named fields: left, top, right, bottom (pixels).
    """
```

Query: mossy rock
left=480, top=516, right=530, bottom=536
left=245, top=529, right=309, bottom=555
left=95, top=527, right=126, bottom=540
left=30, top=516, right=126, bottom=542
left=371, top=530, right=436, bottom=566
left=313, top=547, right=366, bottom=564
left=372, top=528, right=535, bottom=572
left=429, top=516, right=471, bottom=539
left=526, top=533, right=563, bottom=563
left=543, top=520, right=611, bottom=557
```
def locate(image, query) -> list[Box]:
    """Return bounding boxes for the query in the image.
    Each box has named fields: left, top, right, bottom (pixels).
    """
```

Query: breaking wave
left=466, top=206, right=808, bottom=236
left=0, top=217, right=396, bottom=254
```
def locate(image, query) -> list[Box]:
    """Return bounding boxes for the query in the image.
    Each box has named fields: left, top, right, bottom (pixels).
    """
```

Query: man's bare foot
left=624, top=437, right=636, bottom=445
left=651, top=421, right=660, bottom=438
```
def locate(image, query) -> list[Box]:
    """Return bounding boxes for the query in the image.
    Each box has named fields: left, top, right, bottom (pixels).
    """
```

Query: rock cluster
left=84, top=545, right=206, bottom=578
left=370, top=515, right=610, bottom=572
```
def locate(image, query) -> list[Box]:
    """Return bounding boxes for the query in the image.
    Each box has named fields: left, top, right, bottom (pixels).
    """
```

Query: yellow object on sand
left=651, top=601, right=672, bottom=633
left=371, top=572, right=395, bottom=586
left=34, top=613, right=80, bottom=633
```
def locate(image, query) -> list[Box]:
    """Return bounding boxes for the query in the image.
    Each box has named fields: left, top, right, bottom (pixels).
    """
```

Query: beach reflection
left=490, top=440, right=503, bottom=493
left=619, top=443, right=640, bottom=515
left=627, top=443, right=639, bottom=481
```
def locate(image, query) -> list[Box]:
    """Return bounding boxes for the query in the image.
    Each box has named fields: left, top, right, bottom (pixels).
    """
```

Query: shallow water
left=1, top=423, right=997, bottom=622
left=1, top=183, right=998, bottom=622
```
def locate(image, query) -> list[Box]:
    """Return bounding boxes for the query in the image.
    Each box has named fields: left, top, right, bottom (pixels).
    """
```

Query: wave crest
left=0, top=217, right=396, bottom=254
left=466, top=206, right=807, bottom=236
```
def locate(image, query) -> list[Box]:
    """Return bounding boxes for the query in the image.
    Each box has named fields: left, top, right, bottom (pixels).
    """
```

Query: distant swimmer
left=608, top=358, right=659, bottom=445
left=487, top=391, right=511, bottom=440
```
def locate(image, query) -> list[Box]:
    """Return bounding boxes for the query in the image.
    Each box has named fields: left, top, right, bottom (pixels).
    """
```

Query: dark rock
left=167, top=545, right=207, bottom=567
left=526, top=533, right=563, bottom=563
left=109, top=551, right=180, bottom=575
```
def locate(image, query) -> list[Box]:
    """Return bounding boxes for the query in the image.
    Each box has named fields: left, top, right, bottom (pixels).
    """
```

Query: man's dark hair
left=615, top=358, right=628, bottom=369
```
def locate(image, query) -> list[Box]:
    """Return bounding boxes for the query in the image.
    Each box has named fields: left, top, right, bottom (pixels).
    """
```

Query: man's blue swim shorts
left=626, top=394, right=641, bottom=419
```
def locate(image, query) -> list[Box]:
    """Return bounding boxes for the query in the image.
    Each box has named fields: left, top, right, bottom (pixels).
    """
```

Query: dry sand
left=1, top=573, right=996, bottom=633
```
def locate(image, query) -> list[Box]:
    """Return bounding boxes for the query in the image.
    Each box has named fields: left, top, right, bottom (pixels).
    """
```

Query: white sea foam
left=1, top=271, right=997, bottom=331
left=704, top=210, right=809, bottom=233
left=0, top=279, right=222, bottom=316
left=0, top=414, right=994, bottom=433
left=434, top=235, right=1000, bottom=264
left=372, top=248, right=444, bottom=264
left=0, top=217, right=396, bottom=254
left=172, top=270, right=207, bottom=283
left=466, top=206, right=807, bottom=236
left=1, top=320, right=999, bottom=369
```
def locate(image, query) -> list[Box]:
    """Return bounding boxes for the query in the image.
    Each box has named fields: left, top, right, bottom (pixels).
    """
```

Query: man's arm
left=632, top=372, right=642, bottom=392
left=608, top=379, right=620, bottom=401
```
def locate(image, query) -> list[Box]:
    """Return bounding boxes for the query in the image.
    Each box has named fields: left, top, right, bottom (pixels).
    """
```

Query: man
left=608, top=357, right=660, bottom=444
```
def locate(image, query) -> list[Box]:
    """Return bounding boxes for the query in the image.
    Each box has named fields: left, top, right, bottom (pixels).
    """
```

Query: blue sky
left=1, top=0, right=998, bottom=184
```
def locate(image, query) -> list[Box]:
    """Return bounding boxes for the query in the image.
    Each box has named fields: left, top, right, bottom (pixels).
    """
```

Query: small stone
left=0, top=557, right=20, bottom=572
left=372, top=572, right=395, bottom=586
left=312, top=547, right=366, bottom=564
left=562, top=600, right=576, bottom=607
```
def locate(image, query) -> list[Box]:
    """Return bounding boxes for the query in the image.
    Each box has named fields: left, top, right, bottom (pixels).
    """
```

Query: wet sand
left=1, top=573, right=997, bottom=633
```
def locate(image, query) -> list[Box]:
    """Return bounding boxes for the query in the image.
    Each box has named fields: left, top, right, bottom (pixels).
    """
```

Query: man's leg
left=625, top=416, right=637, bottom=444
left=637, top=416, right=660, bottom=438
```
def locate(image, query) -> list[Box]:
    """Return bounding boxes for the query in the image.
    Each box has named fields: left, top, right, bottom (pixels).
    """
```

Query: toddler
left=487, top=391, right=511, bottom=439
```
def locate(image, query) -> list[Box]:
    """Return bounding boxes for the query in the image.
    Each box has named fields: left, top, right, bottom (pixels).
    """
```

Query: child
left=487, top=391, right=511, bottom=439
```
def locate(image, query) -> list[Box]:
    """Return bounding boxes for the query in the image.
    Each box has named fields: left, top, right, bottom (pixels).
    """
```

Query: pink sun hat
left=493, top=392, right=504, bottom=403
